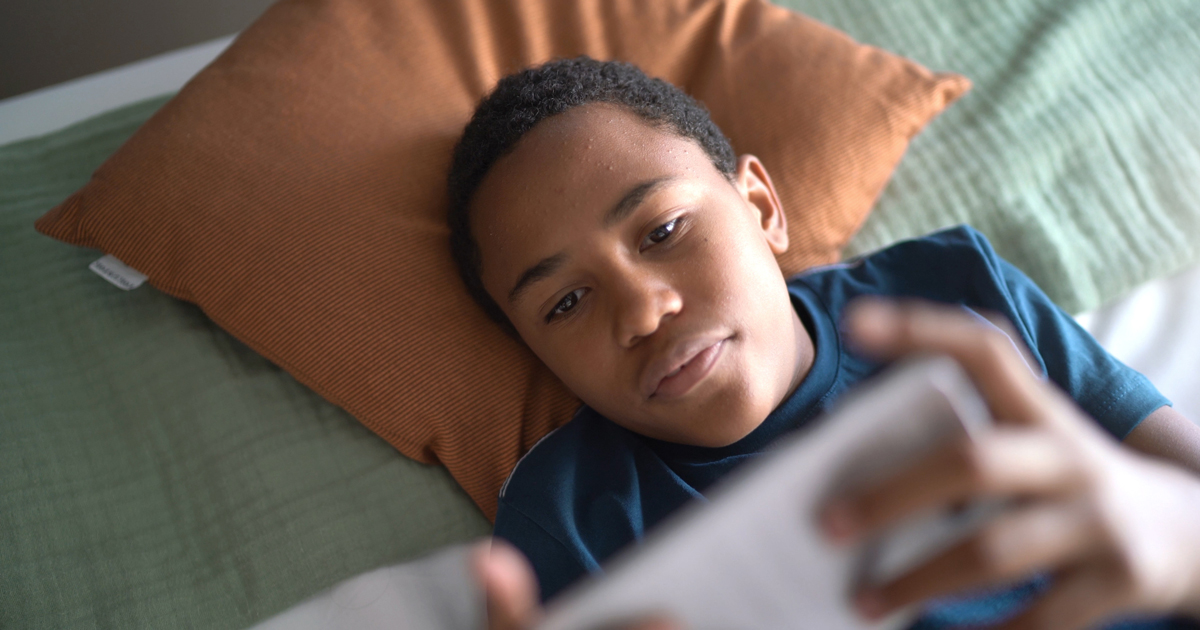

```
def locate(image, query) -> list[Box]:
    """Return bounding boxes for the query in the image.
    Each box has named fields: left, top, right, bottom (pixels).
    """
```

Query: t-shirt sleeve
left=963, top=228, right=1171, bottom=439
left=493, top=499, right=595, bottom=603
left=804, top=226, right=1171, bottom=438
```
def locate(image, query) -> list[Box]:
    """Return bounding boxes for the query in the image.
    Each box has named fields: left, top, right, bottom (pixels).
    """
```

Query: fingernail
left=820, top=503, right=859, bottom=543
left=855, top=588, right=887, bottom=620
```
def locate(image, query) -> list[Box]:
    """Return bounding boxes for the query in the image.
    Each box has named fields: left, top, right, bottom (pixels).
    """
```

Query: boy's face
left=471, top=104, right=810, bottom=447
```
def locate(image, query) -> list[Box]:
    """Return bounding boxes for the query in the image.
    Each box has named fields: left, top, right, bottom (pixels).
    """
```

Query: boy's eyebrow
left=603, top=177, right=677, bottom=227
left=509, top=253, right=567, bottom=304
left=508, top=176, right=679, bottom=305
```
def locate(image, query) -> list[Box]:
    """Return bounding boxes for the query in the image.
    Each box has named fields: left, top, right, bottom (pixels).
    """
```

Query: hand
left=820, top=298, right=1200, bottom=629
left=474, top=540, right=680, bottom=630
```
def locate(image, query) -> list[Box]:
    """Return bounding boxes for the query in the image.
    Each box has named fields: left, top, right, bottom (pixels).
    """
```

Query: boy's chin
left=678, top=421, right=764, bottom=448
left=617, top=409, right=768, bottom=447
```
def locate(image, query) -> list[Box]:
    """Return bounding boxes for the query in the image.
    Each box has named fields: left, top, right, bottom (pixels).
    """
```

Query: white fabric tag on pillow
left=89, top=254, right=147, bottom=290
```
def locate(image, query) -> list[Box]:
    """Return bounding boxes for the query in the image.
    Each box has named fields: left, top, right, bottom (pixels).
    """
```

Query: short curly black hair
left=447, top=56, right=737, bottom=330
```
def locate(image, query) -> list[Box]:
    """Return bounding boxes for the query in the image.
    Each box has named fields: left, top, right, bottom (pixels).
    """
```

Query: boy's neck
left=782, top=302, right=817, bottom=408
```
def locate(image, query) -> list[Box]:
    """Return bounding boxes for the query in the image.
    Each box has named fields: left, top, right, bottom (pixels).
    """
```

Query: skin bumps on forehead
left=476, top=107, right=707, bottom=267
left=470, top=103, right=813, bottom=447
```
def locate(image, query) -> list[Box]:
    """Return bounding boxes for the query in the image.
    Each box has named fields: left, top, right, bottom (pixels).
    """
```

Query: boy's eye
left=642, top=218, right=679, bottom=249
left=546, top=288, right=586, bottom=322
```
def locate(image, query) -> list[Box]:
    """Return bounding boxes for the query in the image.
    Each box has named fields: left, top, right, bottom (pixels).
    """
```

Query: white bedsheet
left=1076, top=263, right=1200, bottom=423
left=4, top=38, right=1198, bottom=630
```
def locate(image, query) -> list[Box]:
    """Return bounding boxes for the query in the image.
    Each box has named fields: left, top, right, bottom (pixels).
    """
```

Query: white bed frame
left=0, top=35, right=233, bottom=145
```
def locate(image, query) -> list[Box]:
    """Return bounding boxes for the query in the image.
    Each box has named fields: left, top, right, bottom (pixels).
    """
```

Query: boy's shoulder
left=495, top=405, right=702, bottom=599
left=789, top=224, right=1010, bottom=310
left=498, top=407, right=628, bottom=503
left=498, top=407, right=696, bottom=519
left=790, top=224, right=1169, bottom=440
left=797, top=224, right=998, bottom=279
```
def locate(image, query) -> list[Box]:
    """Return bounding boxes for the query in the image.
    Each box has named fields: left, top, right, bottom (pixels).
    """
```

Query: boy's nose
left=615, top=280, right=682, bottom=347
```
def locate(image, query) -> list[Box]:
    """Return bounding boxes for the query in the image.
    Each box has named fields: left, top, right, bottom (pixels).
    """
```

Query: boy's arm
left=1125, top=406, right=1200, bottom=475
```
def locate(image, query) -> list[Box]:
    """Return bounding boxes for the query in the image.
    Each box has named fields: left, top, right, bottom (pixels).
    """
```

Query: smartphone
left=536, top=355, right=1002, bottom=630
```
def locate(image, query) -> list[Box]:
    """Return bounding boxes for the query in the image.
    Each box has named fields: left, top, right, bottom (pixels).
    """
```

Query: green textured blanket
left=3, top=0, right=1200, bottom=628
left=0, top=98, right=490, bottom=628
left=802, top=0, right=1200, bottom=313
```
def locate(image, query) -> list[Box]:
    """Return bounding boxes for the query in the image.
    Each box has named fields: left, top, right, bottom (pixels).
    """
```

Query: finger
left=855, top=499, right=1102, bottom=618
left=590, top=615, right=682, bottom=630
left=844, top=298, right=1060, bottom=428
left=973, top=308, right=1043, bottom=377
left=474, top=540, right=541, bottom=630
left=996, top=561, right=1131, bottom=630
left=825, top=428, right=1083, bottom=541
left=627, top=620, right=682, bottom=630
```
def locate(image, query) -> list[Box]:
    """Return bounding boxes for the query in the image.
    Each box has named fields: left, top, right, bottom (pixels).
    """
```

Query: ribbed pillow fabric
left=34, top=0, right=968, bottom=519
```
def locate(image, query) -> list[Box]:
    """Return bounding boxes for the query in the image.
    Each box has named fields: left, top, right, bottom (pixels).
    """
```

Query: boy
left=447, top=57, right=1200, bottom=627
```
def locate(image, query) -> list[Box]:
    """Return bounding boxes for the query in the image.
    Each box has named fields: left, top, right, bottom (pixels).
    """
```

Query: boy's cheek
left=537, top=339, right=629, bottom=404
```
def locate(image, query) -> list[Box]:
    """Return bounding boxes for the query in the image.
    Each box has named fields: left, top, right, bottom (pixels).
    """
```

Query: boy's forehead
left=472, top=103, right=715, bottom=232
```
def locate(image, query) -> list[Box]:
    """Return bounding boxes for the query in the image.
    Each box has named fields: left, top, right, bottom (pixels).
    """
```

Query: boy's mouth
left=643, top=335, right=730, bottom=400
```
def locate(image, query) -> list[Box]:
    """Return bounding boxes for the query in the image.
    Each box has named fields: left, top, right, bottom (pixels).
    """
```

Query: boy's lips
left=642, top=335, right=730, bottom=400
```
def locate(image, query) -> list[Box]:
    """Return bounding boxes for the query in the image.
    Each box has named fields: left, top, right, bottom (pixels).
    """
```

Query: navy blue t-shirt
left=493, top=226, right=1176, bottom=627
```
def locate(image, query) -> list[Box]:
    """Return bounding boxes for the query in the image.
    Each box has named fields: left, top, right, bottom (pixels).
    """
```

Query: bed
left=3, top=1, right=1199, bottom=628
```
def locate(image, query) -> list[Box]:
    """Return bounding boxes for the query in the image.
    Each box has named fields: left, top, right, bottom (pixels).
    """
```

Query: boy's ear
left=735, top=154, right=789, bottom=255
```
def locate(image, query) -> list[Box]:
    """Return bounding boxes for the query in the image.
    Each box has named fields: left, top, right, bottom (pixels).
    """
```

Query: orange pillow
left=35, top=0, right=968, bottom=520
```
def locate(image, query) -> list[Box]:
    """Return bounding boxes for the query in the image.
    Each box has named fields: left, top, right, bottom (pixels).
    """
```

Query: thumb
left=475, top=540, right=542, bottom=630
